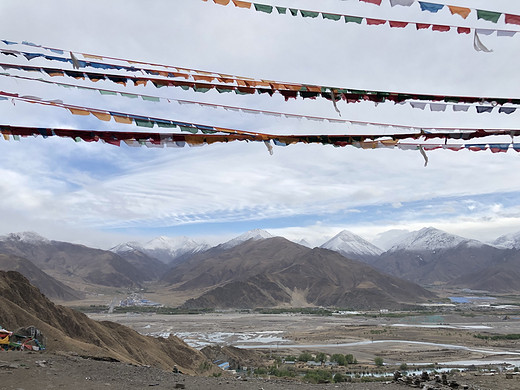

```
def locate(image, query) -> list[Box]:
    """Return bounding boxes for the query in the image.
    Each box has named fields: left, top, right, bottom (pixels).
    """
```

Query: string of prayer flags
left=2, top=59, right=520, bottom=110
left=1, top=125, right=519, bottom=158
left=351, top=0, right=520, bottom=27
left=3, top=92, right=520, bottom=146
left=203, top=0, right=520, bottom=39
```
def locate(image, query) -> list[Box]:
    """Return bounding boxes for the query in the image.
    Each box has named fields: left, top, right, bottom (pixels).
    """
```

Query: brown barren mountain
left=0, top=234, right=144, bottom=288
left=164, top=237, right=436, bottom=309
left=0, top=270, right=209, bottom=373
left=0, top=253, right=83, bottom=301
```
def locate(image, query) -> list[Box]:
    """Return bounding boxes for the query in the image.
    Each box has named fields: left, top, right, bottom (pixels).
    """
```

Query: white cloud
left=0, top=0, right=518, bottom=247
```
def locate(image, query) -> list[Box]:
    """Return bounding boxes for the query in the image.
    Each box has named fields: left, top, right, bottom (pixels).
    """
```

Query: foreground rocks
left=0, top=351, right=518, bottom=390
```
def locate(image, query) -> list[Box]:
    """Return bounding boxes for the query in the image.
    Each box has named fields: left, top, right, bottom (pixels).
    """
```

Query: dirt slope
left=0, top=270, right=208, bottom=373
left=0, top=253, right=83, bottom=301
left=172, top=238, right=436, bottom=309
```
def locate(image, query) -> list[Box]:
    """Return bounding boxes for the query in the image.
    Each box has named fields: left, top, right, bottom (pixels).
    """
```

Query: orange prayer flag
left=448, top=5, right=471, bottom=19
left=193, top=75, right=215, bottom=82
left=284, top=84, right=303, bottom=92
left=214, top=0, right=230, bottom=5
left=67, top=108, right=90, bottom=116
left=113, top=115, right=133, bottom=124
left=217, top=77, right=235, bottom=84
left=91, top=111, right=111, bottom=121
left=232, top=0, right=251, bottom=8
left=305, top=86, right=322, bottom=93
left=83, top=54, right=104, bottom=60
left=171, top=72, right=189, bottom=79
left=134, top=79, right=148, bottom=87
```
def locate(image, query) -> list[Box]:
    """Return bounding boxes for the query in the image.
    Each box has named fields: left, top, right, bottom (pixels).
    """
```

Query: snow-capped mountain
left=220, top=229, right=273, bottom=249
left=112, top=236, right=210, bottom=264
left=492, top=231, right=520, bottom=249
left=388, top=227, right=482, bottom=252
left=296, top=238, right=313, bottom=248
left=371, top=229, right=410, bottom=251
left=0, top=231, right=50, bottom=244
left=320, top=230, right=383, bottom=258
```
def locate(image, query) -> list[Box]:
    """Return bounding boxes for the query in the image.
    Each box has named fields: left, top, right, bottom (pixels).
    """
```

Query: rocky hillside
left=168, top=237, right=436, bottom=309
left=0, top=232, right=144, bottom=288
left=0, top=270, right=209, bottom=373
left=0, top=253, right=83, bottom=301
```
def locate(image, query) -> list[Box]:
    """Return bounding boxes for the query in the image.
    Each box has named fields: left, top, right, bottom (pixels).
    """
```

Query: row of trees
left=284, top=352, right=358, bottom=365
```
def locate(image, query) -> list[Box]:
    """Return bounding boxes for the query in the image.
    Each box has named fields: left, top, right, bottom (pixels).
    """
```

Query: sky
left=0, top=0, right=520, bottom=249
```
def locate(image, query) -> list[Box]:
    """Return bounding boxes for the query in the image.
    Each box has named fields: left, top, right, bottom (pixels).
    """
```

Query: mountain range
left=1, top=226, right=520, bottom=308
left=167, top=237, right=435, bottom=309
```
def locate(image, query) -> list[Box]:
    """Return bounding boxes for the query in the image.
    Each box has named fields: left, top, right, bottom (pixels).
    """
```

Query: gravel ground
left=1, top=351, right=519, bottom=390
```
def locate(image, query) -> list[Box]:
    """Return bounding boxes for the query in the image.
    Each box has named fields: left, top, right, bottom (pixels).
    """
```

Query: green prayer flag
left=289, top=8, right=298, bottom=16
left=344, top=15, right=363, bottom=24
left=322, top=13, right=341, bottom=21
left=157, top=122, right=177, bottom=128
left=120, top=93, right=138, bottom=99
left=235, top=89, right=255, bottom=95
left=477, top=9, right=501, bottom=23
left=254, top=4, right=273, bottom=13
left=74, top=137, right=81, bottom=142
left=99, top=90, right=117, bottom=95
left=301, top=10, right=319, bottom=18
left=179, top=125, right=198, bottom=134
left=216, top=88, right=233, bottom=93
left=141, top=95, right=160, bottom=102
left=193, top=86, right=211, bottom=93
left=275, top=6, right=286, bottom=14
left=201, top=129, right=217, bottom=134
left=135, top=119, right=154, bottom=128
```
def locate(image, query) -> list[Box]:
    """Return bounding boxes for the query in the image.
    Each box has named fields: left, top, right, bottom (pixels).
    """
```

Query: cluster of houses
left=119, top=293, right=163, bottom=308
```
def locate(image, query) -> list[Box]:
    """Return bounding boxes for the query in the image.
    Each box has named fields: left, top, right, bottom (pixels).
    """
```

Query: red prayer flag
left=360, top=0, right=382, bottom=5
left=505, top=14, right=520, bottom=25
left=366, top=18, right=386, bottom=25
left=416, top=23, right=431, bottom=30
left=432, top=25, right=450, bottom=32
left=457, top=27, right=471, bottom=34
left=389, top=21, right=408, bottom=28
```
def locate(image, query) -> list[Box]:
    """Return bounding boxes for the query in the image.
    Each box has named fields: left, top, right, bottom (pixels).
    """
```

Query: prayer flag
left=477, top=10, right=501, bottom=23
left=254, top=4, right=273, bottom=13
left=505, top=14, right=520, bottom=25
left=448, top=6, right=471, bottom=19
left=419, top=2, right=444, bottom=13
left=360, top=0, right=382, bottom=5
left=389, top=0, right=414, bottom=6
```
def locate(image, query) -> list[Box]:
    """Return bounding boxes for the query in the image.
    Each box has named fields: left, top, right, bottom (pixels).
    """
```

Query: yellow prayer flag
left=67, top=108, right=90, bottom=116
left=448, top=6, right=471, bottom=19
left=91, top=111, right=111, bottom=121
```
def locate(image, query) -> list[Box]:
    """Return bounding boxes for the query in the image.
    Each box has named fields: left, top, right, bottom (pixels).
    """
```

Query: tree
left=285, top=355, right=297, bottom=362
left=316, top=352, right=327, bottom=363
left=298, top=352, right=313, bottom=362
left=331, top=354, right=347, bottom=366
left=345, top=354, right=356, bottom=364
left=333, top=372, right=345, bottom=383
left=374, top=356, right=384, bottom=367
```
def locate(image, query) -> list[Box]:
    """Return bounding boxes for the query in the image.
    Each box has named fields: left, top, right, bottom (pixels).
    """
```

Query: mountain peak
left=493, top=231, right=520, bottom=249
left=112, top=236, right=210, bottom=264
left=220, top=229, right=273, bottom=249
left=321, top=230, right=383, bottom=257
left=389, top=227, right=481, bottom=252
left=1, top=231, right=49, bottom=244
